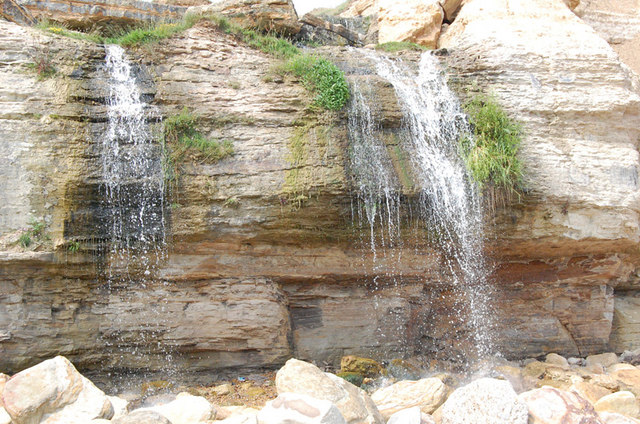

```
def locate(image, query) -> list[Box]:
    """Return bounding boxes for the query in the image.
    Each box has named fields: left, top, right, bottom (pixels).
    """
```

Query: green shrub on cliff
left=460, top=94, right=523, bottom=195
left=283, top=55, right=350, bottom=111
left=164, top=107, right=233, bottom=163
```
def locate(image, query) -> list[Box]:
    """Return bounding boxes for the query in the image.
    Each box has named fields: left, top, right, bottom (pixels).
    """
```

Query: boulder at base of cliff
left=1, top=356, right=113, bottom=424
left=370, top=378, right=447, bottom=419
left=519, top=386, right=603, bottom=424
left=258, top=392, right=346, bottom=424
left=440, top=378, right=528, bottom=424
left=275, top=358, right=384, bottom=424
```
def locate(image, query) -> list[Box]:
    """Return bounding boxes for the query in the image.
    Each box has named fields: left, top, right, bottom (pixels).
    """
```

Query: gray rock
left=586, top=353, right=619, bottom=369
left=113, top=410, right=171, bottom=424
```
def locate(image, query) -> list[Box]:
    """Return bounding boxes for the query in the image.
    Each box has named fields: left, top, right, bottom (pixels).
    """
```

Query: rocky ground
left=4, top=352, right=640, bottom=424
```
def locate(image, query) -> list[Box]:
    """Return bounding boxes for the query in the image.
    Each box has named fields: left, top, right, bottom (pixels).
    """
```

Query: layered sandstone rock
left=1, top=0, right=640, bottom=376
left=439, top=0, right=640, bottom=356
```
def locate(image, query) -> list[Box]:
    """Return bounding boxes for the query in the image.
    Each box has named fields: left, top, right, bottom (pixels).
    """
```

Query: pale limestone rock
left=387, top=406, right=435, bottom=424
left=569, top=381, right=612, bottom=405
left=108, top=396, right=129, bottom=420
left=441, top=378, right=528, bottom=424
left=275, top=359, right=383, bottom=424
left=608, top=364, right=640, bottom=397
left=587, top=353, right=619, bottom=369
left=377, top=0, right=444, bottom=48
left=611, top=297, right=640, bottom=352
left=370, top=378, right=447, bottom=419
left=0, top=407, right=10, bottom=424
left=214, top=384, right=233, bottom=396
left=258, top=392, right=346, bottom=424
left=546, top=353, right=570, bottom=369
left=0, top=374, right=8, bottom=408
left=519, top=386, right=603, bottom=424
left=574, top=0, right=640, bottom=73
left=218, top=413, right=258, bottom=424
left=2, top=356, right=113, bottom=424
left=339, top=0, right=376, bottom=17
left=113, top=410, right=171, bottom=424
left=594, top=391, right=640, bottom=418
left=140, top=392, right=215, bottom=424
left=599, top=412, right=640, bottom=424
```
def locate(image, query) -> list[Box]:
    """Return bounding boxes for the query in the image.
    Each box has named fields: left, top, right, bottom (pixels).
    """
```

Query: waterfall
left=349, top=51, right=495, bottom=361
left=348, top=79, right=401, bottom=256
left=99, top=45, right=172, bottom=383
left=102, top=44, right=166, bottom=276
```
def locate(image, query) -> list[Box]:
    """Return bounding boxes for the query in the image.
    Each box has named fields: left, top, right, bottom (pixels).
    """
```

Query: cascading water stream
left=349, top=50, right=496, bottom=362
left=102, top=44, right=166, bottom=273
left=100, top=45, right=172, bottom=382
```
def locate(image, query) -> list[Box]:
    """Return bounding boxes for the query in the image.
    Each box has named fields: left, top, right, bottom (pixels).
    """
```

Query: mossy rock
left=340, top=355, right=383, bottom=378
left=337, top=372, right=364, bottom=387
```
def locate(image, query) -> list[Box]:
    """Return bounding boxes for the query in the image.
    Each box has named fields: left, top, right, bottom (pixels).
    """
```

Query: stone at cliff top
left=16, top=0, right=186, bottom=30
left=2, top=356, right=113, bottom=424
left=187, top=0, right=301, bottom=35
left=1, top=0, right=36, bottom=26
left=376, top=0, right=443, bottom=48
left=370, top=378, right=447, bottom=419
left=440, top=378, right=528, bottom=424
left=275, top=359, right=384, bottom=424
left=519, top=387, right=603, bottom=424
left=258, top=392, right=347, bottom=424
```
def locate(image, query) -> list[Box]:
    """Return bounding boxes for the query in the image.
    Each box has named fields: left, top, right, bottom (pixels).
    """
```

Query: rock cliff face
left=439, top=0, right=640, bottom=354
left=1, top=0, right=640, bottom=377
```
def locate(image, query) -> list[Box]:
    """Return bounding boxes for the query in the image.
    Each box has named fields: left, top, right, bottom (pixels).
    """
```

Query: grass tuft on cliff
left=164, top=107, right=234, bottom=163
left=36, top=14, right=349, bottom=110
left=375, top=41, right=429, bottom=53
left=282, top=55, right=350, bottom=111
left=460, top=94, right=523, bottom=195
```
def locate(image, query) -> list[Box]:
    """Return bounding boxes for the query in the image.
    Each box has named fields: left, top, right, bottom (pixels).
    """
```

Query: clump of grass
left=460, top=94, right=523, bottom=194
left=105, top=21, right=191, bottom=47
left=282, top=55, right=350, bottom=111
left=164, top=107, right=234, bottom=163
left=17, top=219, right=47, bottom=249
left=36, top=21, right=103, bottom=43
left=25, top=44, right=57, bottom=80
left=375, top=41, right=429, bottom=53
left=68, top=240, right=81, bottom=253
